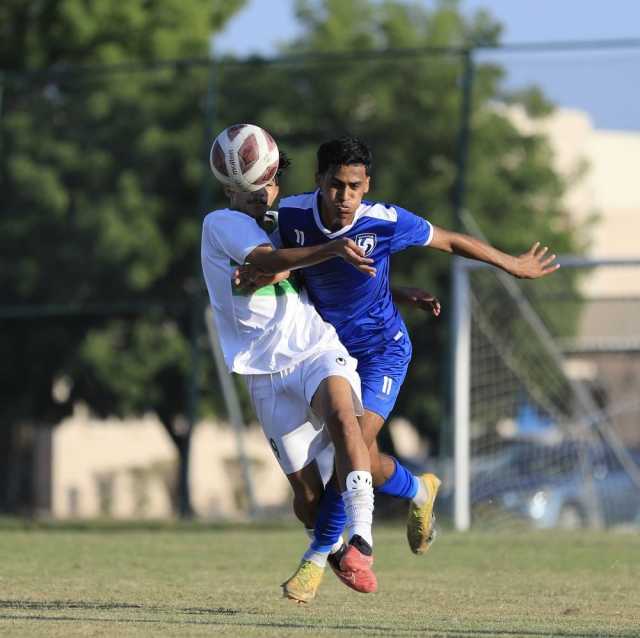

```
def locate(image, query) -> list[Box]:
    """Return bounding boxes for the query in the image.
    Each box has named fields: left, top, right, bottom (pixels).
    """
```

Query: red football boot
left=329, top=536, right=377, bottom=593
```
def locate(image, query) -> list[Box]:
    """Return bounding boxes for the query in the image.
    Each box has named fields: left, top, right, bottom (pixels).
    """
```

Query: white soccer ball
left=209, top=123, right=280, bottom=192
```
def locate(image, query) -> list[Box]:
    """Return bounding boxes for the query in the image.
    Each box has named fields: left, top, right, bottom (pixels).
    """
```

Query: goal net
left=452, top=221, right=640, bottom=530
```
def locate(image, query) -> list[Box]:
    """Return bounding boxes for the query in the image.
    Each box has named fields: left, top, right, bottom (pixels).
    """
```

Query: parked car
left=435, top=441, right=640, bottom=529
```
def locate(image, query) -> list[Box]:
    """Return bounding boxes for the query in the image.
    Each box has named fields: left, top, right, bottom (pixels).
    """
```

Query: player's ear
left=315, top=172, right=323, bottom=188
left=363, top=175, right=371, bottom=194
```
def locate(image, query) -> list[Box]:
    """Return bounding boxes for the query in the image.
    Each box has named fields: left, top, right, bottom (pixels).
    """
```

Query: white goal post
left=452, top=214, right=640, bottom=531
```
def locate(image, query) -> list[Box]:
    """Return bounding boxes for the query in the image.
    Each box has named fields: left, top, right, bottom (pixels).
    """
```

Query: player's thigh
left=311, top=376, right=356, bottom=425
left=303, top=348, right=362, bottom=423
left=246, top=372, right=331, bottom=475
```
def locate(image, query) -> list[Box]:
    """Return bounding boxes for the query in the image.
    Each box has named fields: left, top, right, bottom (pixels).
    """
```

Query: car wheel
left=557, top=504, right=584, bottom=530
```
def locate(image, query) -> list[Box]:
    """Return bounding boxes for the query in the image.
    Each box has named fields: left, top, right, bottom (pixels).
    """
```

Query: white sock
left=306, top=528, right=344, bottom=554
left=303, top=528, right=328, bottom=567
left=342, top=470, right=374, bottom=547
left=412, top=476, right=429, bottom=507
left=330, top=539, right=345, bottom=554
left=303, top=547, right=329, bottom=568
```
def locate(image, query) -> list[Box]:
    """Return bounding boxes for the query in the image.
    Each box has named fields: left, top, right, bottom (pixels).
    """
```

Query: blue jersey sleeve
left=390, top=205, right=433, bottom=254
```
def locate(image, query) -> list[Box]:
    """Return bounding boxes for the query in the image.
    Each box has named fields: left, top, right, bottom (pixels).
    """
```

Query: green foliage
left=212, top=0, right=587, bottom=450
left=0, top=1, right=244, bottom=440
left=1, top=0, right=587, bottom=478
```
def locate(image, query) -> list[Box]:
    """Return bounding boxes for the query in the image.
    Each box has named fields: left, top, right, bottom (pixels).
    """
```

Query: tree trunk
left=160, top=419, right=193, bottom=519
left=0, top=424, right=14, bottom=513
left=175, top=431, right=193, bottom=519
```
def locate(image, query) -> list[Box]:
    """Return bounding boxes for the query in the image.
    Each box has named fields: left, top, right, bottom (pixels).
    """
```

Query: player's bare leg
left=311, top=377, right=376, bottom=590
left=312, top=377, right=371, bottom=482
left=283, top=377, right=377, bottom=604
left=286, top=462, right=324, bottom=529
left=359, top=410, right=394, bottom=485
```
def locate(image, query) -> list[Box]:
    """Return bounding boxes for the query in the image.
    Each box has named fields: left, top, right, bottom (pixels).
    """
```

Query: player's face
left=227, top=183, right=274, bottom=220
left=264, top=179, right=280, bottom=208
left=317, top=164, right=370, bottom=230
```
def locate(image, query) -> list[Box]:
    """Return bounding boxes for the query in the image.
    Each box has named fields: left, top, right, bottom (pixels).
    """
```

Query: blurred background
left=1, top=0, right=639, bottom=531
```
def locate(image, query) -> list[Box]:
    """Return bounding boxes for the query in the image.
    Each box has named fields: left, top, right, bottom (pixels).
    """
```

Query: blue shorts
left=354, top=335, right=412, bottom=421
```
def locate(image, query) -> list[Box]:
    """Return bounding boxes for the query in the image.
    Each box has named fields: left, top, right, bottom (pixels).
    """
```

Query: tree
left=0, top=0, right=245, bottom=514
left=212, top=0, right=588, bottom=453
left=1, top=0, right=590, bottom=518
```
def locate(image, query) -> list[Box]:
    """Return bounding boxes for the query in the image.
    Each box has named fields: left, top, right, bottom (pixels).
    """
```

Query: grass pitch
left=0, top=521, right=638, bottom=637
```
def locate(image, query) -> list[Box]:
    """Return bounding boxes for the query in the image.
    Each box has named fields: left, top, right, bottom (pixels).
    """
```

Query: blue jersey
left=277, top=191, right=433, bottom=358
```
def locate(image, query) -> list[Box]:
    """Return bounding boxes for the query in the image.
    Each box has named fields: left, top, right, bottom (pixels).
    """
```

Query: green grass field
left=0, top=521, right=638, bottom=637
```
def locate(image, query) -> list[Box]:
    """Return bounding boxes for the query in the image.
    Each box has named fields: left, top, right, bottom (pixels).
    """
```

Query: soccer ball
left=209, top=123, right=280, bottom=192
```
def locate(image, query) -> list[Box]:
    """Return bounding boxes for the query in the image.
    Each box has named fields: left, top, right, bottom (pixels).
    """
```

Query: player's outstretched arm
left=391, top=286, right=441, bottom=316
left=428, top=226, right=560, bottom=279
left=245, top=239, right=376, bottom=277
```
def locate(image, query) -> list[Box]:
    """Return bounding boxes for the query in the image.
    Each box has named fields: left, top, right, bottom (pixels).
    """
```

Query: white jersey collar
left=312, top=190, right=368, bottom=238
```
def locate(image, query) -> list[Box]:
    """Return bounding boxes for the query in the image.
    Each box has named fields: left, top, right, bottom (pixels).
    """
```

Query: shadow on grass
left=0, top=599, right=636, bottom=638
left=0, top=599, right=240, bottom=615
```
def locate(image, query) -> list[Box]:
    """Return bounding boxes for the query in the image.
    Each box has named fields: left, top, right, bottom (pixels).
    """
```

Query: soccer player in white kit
left=201, top=158, right=378, bottom=603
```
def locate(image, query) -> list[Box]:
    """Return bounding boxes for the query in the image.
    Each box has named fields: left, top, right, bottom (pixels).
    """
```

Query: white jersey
left=201, top=208, right=343, bottom=374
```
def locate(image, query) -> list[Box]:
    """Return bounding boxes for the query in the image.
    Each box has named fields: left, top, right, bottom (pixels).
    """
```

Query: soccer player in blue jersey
left=239, top=136, right=559, bottom=598
left=277, top=136, right=557, bottom=586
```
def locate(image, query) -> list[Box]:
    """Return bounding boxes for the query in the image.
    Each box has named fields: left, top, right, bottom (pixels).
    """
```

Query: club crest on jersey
left=355, top=233, right=377, bottom=256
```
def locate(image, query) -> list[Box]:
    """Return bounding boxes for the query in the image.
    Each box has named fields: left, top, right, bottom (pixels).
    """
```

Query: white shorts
left=246, top=347, right=362, bottom=475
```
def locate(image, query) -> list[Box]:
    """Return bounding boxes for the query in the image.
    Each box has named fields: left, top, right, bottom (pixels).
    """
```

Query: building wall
left=503, top=105, right=640, bottom=297
left=51, top=404, right=291, bottom=520
left=501, top=106, right=640, bottom=446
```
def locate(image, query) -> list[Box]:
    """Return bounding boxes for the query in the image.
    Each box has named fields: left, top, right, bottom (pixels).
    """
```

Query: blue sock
left=375, top=457, right=419, bottom=500
left=311, top=482, right=346, bottom=553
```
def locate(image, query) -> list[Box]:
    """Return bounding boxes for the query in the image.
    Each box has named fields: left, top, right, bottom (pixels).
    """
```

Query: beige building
left=51, top=404, right=291, bottom=520
left=503, top=104, right=640, bottom=297
left=504, top=105, right=640, bottom=443
left=49, top=407, right=415, bottom=521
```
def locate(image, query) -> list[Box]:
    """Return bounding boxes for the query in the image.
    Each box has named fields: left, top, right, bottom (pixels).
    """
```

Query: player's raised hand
left=393, top=286, right=441, bottom=316
left=511, top=242, right=560, bottom=279
left=331, top=238, right=376, bottom=277
left=233, top=263, right=259, bottom=288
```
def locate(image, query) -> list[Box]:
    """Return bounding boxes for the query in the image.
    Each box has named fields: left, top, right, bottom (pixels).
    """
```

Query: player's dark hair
left=275, top=150, right=291, bottom=184
left=317, top=136, right=372, bottom=176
